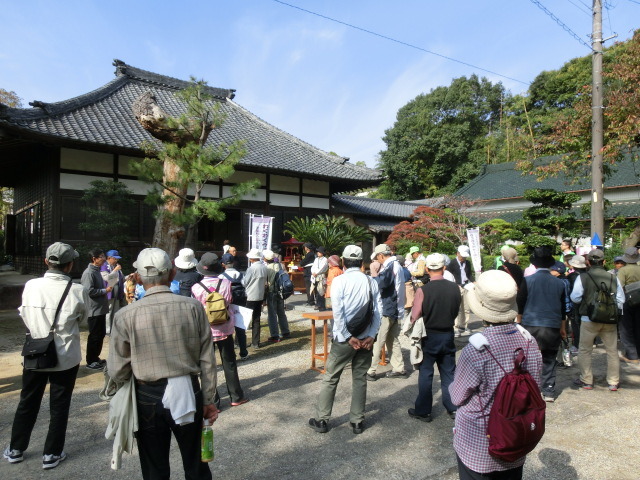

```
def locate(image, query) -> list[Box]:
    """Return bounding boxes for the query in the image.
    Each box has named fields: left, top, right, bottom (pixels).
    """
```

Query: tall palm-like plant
left=284, top=215, right=371, bottom=255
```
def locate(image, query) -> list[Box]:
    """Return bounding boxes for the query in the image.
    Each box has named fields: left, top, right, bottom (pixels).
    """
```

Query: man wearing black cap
left=516, top=246, right=567, bottom=402
left=4, top=243, right=89, bottom=469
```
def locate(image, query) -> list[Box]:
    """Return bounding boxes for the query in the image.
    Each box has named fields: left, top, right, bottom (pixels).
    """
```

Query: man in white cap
left=408, top=253, right=461, bottom=423
left=243, top=248, right=268, bottom=348
left=4, top=243, right=88, bottom=470
left=108, top=248, right=218, bottom=480
left=309, top=245, right=382, bottom=435
left=447, top=245, right=475, bottom=336
left=366, top=243, right=407, bottom=380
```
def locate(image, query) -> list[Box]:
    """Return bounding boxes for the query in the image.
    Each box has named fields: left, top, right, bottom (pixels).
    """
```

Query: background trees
left=377, top=75, right=505, bottom=200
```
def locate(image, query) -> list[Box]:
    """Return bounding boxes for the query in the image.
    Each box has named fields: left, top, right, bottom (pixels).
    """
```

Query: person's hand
left=114, top=264, right=122, bottom=271
left=348, top=337, right=361, bottom=350
left=203, top=404, right=220, bottom=424
left=560, top=325, right=567, bottom=340
left=106, top=286, right=113, bottom=293
left=361, top=337, right=375, bottom=350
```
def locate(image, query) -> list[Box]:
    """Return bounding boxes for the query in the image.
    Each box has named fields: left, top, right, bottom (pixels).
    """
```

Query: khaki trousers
left=368, top=315, right=405, bottom=375
left=316, top=339, right=373, bottom=424
left=454, top=287, right=471, bottom=330
left=578, top=320, right=620, bottom=386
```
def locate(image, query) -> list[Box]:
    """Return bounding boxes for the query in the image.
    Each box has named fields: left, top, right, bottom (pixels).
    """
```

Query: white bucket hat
left=466, top=270, right=518, bottom=324
left=174, top=248, right=197, bottom=269
left=247, top=248, right=262, bottom=260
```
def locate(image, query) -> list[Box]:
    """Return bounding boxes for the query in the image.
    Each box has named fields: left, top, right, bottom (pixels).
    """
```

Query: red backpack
left=479, top=345, right=546, bottom=463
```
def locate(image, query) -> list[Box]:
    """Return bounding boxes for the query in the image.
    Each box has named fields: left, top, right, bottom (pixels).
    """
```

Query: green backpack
left=585, top=272, right=618, bottom=324
left=197, top=280, right=229, bottom=326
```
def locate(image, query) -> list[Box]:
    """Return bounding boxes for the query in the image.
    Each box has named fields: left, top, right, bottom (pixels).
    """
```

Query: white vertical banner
left=249, top=215, right=273, bottom=251
left=466, top=227, right=482, bottom=274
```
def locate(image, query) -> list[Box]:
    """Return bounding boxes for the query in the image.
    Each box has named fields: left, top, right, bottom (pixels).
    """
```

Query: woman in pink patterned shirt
left=449, top=270, right=542, bottom=480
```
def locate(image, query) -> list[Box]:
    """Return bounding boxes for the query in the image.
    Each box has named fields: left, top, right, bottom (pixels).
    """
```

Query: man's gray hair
left=140, top=272, right=170, bottom=286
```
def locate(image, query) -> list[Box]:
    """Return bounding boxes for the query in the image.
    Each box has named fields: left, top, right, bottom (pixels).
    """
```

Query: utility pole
left=590, top=0, right=604, bottom=243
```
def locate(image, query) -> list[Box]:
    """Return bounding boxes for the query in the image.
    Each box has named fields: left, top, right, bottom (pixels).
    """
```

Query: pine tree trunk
left=152, top=161, right=187, bottom=258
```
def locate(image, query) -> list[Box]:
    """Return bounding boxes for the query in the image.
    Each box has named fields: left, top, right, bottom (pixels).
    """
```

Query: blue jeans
left=135, top=377, right=211, bottom=480
left=414, top=332, right=456, bottom=415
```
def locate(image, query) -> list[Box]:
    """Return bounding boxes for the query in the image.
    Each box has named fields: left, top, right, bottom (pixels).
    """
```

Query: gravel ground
left=1, top=296, right=639, bottom=480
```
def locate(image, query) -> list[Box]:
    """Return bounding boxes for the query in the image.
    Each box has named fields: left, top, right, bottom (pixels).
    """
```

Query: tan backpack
left=197, top=280, right=229, bottom=325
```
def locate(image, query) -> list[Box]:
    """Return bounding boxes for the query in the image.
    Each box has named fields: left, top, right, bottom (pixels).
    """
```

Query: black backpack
left=274, top=269, right=294, bottom=300
left=221, top=272, right=247, bottom=307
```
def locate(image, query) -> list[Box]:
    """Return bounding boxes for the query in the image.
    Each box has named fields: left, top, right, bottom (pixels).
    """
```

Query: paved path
left=1, top=300, right=639, bottom=480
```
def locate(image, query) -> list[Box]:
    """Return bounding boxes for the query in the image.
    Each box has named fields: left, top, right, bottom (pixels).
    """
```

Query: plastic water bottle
left=201, top=419, right=214, bottom=462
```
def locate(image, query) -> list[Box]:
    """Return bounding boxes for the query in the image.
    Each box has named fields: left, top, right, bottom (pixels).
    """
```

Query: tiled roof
left=455, top=153, right=640, bottom=200
left=332, top=195, right=420, bottom=219
left=353, top=217, right=401, bottom=233
left=469, top=200, right=640, bottom=224
left=0, top=60, right=381, bottom=184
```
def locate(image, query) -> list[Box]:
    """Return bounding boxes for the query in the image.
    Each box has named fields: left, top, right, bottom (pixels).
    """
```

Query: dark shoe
left=308, top=418, right=328, bottom=433
left=408, top=408, right=432, bottom=422
left=267, top=336, right=281, bottom=343
left=573, top=378, right=593, bottom=390
left=231, top=398, right=250, bottom=407
left=281, top=333, right=292, bottom=340
left=365, top=373, right=377, bottom=382
left=239, top=352, right=250, bottom=361
left=86, top=361, right=105, bottom=371
left=350, top=422, right=364, bottom=434
left=98, top=359, right=107, bottom=365
left=386, top=371, right=407, bottom=378
left=448, top=411, right=456, bottom=420
left=42, top=452, right=67, bottom=469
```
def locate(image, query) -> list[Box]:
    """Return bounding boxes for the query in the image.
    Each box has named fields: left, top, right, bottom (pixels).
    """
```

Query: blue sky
left=1, top=1, right=638, bottom=167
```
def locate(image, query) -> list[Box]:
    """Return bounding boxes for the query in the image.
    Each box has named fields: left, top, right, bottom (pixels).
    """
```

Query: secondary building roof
left=455, top=154, right=640, bottom=201
left=0, top=60, right=381, bottom=186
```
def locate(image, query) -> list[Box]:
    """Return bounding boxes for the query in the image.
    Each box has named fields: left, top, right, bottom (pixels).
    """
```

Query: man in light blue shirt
left=570, top=249, right=625, bottom=391
left=309, top=245, right=382, bottom=435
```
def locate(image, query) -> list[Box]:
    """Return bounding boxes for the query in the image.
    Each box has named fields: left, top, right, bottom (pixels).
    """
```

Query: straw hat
left=466, top=270, right=518, bottom=324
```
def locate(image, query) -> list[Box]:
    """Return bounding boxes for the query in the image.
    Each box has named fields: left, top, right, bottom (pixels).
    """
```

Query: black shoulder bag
left=21, top=279, right=73, bottom=370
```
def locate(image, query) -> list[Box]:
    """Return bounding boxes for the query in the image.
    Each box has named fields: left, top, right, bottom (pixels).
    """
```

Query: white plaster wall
left=60, top=148, right=112, bottom=174
left=302, top=196, right=330, bottom=209
left=270, top=174, right=300, bottom=193
left=302, top=179, right=329, bottom=195
left=270, top=193, right=300, bottom=207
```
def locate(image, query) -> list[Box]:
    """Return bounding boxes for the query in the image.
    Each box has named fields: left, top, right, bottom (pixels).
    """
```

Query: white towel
left=162, top=376, right=196, bottom=425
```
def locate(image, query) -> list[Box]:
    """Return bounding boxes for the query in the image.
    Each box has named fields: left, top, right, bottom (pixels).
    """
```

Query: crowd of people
left=4, top=238, right=640, bottom=480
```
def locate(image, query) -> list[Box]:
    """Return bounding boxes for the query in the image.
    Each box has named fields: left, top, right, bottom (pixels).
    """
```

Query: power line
left=528, top=0, right=593, bottom=50
left=627, top=0, right=640, bottom=5
left=565, top=0, right=591, bottom=16
left=271, top=0, right=529, bottom=85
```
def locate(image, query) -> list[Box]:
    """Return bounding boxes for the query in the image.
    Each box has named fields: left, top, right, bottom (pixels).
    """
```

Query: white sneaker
left=462, top=329, right=472, bottom=336
left=42, top=451, right=67, bottom=469
left=3, top=447, right=23, bottom=464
